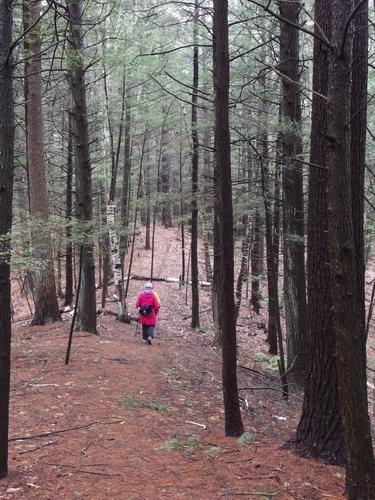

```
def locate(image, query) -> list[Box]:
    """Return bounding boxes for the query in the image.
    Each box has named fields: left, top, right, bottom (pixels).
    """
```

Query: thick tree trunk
left=350, top=0, right=368, bottom=343
left=213, top=0, right=244, bottom=437
left=24, top=0, right=61, bottom=326
left=327, top=0, right=375, bottom=495
left=279, top=0, right=307, bottom=382
left=0, top=0, right=14, bottom=477
left=68, top=0, right=97, bottom=334
left=296, top=0, right=345, bottom=464
left=191, top=0, right=200, bottom=330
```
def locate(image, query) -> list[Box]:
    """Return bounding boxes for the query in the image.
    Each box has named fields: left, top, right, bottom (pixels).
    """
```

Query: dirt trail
left=1, top=228, right=344, bottom=499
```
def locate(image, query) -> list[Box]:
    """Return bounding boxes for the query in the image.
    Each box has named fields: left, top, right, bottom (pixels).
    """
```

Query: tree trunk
left=120, top=101, right=131, bottom=267
left=68, top=0, right=97, bottom=334
left=191, top=0, right=200, bottom=330
left=350, top=0, right=368, bottom=343
left=161, top=125, right=172, bottom=228
left=145, top=150, right=151, bottom=250
left=327, top=0, right=375, bottom=495
left=24, top=0, right=61, bottom=326
left=100, top=185, right=110, bottom=309
left=250, top=210, right=262, bottom=313
left=179, top=116, right=186, bottom=282
left=266, top=143, right=281, bottom=355
left=235, top=214, right=251, bottom=322
left=279, top=0, right=307, bottom=383
left=0, top=0, right=14, bottom=477
left=64, top=111, right=74, bottom=306
left=213, top=0, right=244, bottom=437
left=107, top=203, right=127, bottom=321
left=295, top=0, right=345, bottom=464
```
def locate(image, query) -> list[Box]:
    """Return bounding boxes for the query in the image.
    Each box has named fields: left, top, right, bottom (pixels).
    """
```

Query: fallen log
left=129, top=275, right=212, bottom=287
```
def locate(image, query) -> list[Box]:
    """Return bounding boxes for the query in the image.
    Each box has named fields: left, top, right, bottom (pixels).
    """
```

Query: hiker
left=136, top=282, right=160, bottom=345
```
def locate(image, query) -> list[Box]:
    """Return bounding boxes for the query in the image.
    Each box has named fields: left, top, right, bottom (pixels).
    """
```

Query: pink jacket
left=136, top=291, right=160, bottom=325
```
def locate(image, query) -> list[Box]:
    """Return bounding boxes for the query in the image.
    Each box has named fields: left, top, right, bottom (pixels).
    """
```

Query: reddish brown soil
left=1, top=227, right=345, bottom=499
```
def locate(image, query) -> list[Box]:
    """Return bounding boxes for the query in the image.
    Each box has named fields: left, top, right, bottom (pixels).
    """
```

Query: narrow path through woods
left=2, top=228, right=344, bottom=499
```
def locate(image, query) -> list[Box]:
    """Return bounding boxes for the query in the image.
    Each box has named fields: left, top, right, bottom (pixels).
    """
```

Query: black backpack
left=139, top=304, right=153, bottom=315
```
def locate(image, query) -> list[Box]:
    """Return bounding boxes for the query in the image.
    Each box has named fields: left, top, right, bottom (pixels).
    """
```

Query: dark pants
left=142, top=325, right=155, bottom=340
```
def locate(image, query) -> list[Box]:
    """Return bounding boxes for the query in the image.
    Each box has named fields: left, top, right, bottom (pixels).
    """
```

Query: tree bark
left=120, top=100, right=131, bottom=267
left=24, top=0, right=61, bottom=325
left=250, top=210, right=262, bottom=313
left=350, top=0, right=368, bottom=343
left=279, top=0, right=307, bottom=383
left=296, top=0, right=345, bottom=464
left=0, top=0, right=14, bottom=477
left=327, top=0, right=375, bottom=495
left=213, top=0, right=244, bottom=437
left=235, top=214, right=251, bottom=322
left=266, top=139, right=281, bottom=355
left=64, top=111, right=74, bottom=306
left=68, top=0, right=97, bottom=334
left=161, top=125, right=172, bottom=228
left=191, top=0, right=200, bottom=330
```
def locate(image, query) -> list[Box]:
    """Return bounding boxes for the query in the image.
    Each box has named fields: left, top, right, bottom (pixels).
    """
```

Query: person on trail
left=136, top=282, right=160, bottom=345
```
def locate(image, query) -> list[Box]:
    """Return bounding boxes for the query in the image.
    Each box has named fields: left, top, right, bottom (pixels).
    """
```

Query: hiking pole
left=65, top=244, right=83, bottom=365
left=134, top=312, right=140, bottom=337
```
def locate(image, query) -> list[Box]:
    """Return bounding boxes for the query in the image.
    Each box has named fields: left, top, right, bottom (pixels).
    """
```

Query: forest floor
left=0, top=227, right=347, bottom=499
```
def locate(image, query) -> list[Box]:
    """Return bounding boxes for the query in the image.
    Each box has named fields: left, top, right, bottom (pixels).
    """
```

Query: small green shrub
left=119, top=395, right=167, bottom=412
left=237, top=432, right=255, bottom=445
left=158, top=435, right=200, bottom=452
left=254, top=352, right=281, bottom=372
left=207, top=446, right=221, bottom=456
left=185, top=435, right=199, bottom=451
left=158, top=438, right=183, bottom=451
left=266, top=356, right=280, bottom=372
left=255, top=352, right=269, bottom=362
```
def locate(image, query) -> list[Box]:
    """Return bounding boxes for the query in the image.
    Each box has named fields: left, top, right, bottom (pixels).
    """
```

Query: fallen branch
left=40, top=462, right=121, bottom=477
left=238, top=365, right=278, bottom=380
left=9, top=421, right=99, bottom=442
left=19, top=439, right=58, bottom=454
left=9, top=419, right=123, bottom=442
left=228, top=491, right=281, bottom=497
left=185, top=420, right=207, bottom=429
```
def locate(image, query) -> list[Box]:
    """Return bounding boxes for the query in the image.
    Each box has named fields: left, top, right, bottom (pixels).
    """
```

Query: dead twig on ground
left=9, top=419, right=123, bottom=442
left=19, top=440, right=58, bottom=454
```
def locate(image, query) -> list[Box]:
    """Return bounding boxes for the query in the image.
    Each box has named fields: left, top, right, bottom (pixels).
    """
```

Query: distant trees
left=0, top=0, right=14, bottom=478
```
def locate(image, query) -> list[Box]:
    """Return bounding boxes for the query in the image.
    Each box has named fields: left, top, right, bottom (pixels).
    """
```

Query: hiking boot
left=147, top=336, right=152, bottom=345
